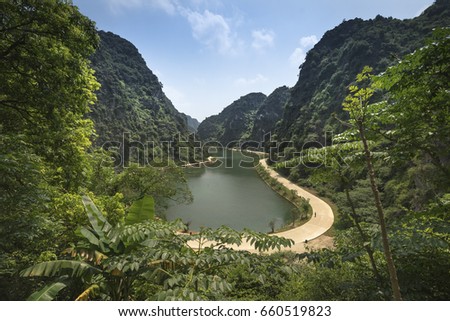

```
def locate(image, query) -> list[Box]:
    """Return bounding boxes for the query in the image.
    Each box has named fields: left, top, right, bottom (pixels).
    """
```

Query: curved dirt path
left=187, top=158, right=334, bottom=253
left=256, top=158, right=334, bottom=252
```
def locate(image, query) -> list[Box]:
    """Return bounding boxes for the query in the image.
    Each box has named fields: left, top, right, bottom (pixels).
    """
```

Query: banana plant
left=26, top=280, right=67, bottom=301
left=125, top=195, right=155, bottom=225
left=22, top=195, right=294, bottom=300
left=21, top=195, right=159, bottom=300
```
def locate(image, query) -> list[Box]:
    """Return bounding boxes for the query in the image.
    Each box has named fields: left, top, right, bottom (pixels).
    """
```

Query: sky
left=73, top=0, right=434, bottom=121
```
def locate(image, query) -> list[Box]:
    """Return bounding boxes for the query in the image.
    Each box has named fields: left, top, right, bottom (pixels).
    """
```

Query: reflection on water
left=166, top=150, right=293, bottom=233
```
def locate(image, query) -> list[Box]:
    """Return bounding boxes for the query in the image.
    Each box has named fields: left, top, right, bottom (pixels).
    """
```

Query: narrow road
left=257, top=158, right=334, bottom=252
left=188, top=158, right=334, bottom=253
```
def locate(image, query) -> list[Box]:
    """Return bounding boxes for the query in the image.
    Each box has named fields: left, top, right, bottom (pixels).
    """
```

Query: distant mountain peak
left=197, top=92, right=266, bottom=144
left=197, top=88, right=290, bottom=145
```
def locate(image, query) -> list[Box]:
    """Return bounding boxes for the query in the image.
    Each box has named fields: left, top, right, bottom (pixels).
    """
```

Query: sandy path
left=187, top=158, right=334, bottom=253
left=257, top=158, right=334, bottom=252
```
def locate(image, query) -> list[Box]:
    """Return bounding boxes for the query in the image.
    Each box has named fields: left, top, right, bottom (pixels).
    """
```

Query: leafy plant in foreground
left=21, top=196, right=293, bottom=300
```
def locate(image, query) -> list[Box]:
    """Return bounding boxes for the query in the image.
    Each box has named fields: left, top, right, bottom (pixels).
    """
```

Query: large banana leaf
left=27, top=281, right=67, bottom=301
left=20, top=260, right=101, bottom=278
left=79, top=226, right=100, bottom=247
left=65, top=247, right=108, bottom=265
left=82, top=195, right=112, bottom=236
left=81, top=196, right=126, bottom=253
left=125, top=195, right=155, bottom=225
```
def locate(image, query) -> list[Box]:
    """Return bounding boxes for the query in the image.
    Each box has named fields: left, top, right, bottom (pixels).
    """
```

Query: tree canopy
left=1, top=1, right=449, bottom=302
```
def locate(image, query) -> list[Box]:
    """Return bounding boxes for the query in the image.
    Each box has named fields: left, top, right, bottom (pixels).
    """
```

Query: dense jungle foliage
left=276, top=0, right=450, bottom=145
left=0, top=0, right=449, bottom=301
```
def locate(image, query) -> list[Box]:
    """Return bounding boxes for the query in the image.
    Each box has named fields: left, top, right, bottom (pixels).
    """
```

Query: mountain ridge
left=89, top=31, right=191, bottom=147
left=275, top=0, right=450, bottom=145
left=249, top=86, right=290, bottom=142
left=197, top=92, right=267, bottom=145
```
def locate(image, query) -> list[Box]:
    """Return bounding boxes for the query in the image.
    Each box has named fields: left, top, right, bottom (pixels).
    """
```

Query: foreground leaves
left=26, top=281, right=67, bottom=301
left=22, top=196, right=294, bottom=300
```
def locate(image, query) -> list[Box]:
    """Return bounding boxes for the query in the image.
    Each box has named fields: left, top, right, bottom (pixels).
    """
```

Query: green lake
left=166, top=150, right=294, bottom=233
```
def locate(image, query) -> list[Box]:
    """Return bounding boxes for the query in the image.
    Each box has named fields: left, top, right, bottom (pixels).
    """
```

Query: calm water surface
left=166, top=150, right=293, bottom=233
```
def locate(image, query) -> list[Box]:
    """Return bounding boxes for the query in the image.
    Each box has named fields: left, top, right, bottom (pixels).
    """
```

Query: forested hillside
left=184, top=114, right=200, bottom=133
left=249, top=86, right=290, bottom=142
left=0, top=1, right=194, bottom=300
left=1, top=0, right=449, bottom=302
left=197, top=86, right=290, bottom=145
left=273, top=28, right=450, bottom=299
left=276, top=0, right=450, bottom=144
left=197, top=92, right=266, bottom=144
left=89, top=31, right=189, bottom=146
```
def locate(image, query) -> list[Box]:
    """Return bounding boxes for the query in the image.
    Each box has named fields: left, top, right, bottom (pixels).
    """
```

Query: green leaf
left=27, top=282, right=67, bottom=301
left=82, top=195, right=112, bottom=236
left=79, top=227, right=100, bottom=247
left=20, top=260, right=101, bottom=278
left=125, top=195, right=155, bottom=225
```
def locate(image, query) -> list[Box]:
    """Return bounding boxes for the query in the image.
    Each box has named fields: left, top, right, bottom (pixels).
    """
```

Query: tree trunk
left=358, top=123, right=402, bottom=300
left=344, top=187, right=382, bottom=284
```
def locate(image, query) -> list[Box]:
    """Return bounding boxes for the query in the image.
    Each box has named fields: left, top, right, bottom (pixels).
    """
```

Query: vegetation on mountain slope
left=89, top=31, right=189, bottom=146
left=249, top=86, right=290, bottom=142
left=1, top=0, right=449, bottom=302
left=184, top=114, right=200, bottom=133
left=197, top=86, right=290, bottom=145
left=276, top=0, right=450, bottom=145
left=275, top=28, right=450, bottom=300
left=197, top=93, right=266, bottom=145
left=0, top=0, right=192, bottom=299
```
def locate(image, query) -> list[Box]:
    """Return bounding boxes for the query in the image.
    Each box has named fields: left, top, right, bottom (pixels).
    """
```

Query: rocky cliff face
left=275, top=0, right=450, bottom=145
left=89, top=31, right=189, bottom=146
left=249, top=86, right=290, bottom=142
left=197, top=86, right=291, bottom=145
left=184, top=114, right=200, bottom=133
left=197, top=93, right=267, bottom=145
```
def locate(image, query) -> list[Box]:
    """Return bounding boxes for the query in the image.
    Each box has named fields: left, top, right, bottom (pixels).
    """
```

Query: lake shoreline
left=181, top=156, right=217, bottom=168
left=166, top=150, right=293, bottom=233
left=255, top=158, right=335, bottom=252
left=230, top=147, right=335, bottom=252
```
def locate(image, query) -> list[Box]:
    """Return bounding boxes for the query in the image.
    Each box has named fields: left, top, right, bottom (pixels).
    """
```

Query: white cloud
left=183, top=9, right=240, bottom=55
left=289, top=48, right=307, bottom=67
left=251, top=29, right=275, bottom=51
left=188, top=0, right=223, bottom=9
left=105, top=1, right=242, bottom=56
left=289, top=35, right=318, bottom=67
left=300, top=35, right=318, bottom=48
left=153, top=0, right=177, bottom=14
left=106, top=0, right=177, bottom=15
left=234, top=74, right=268, bottom=87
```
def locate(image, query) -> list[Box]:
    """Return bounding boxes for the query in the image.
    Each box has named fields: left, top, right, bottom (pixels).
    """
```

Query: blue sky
left=73, top=0, right=434, bottom=121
